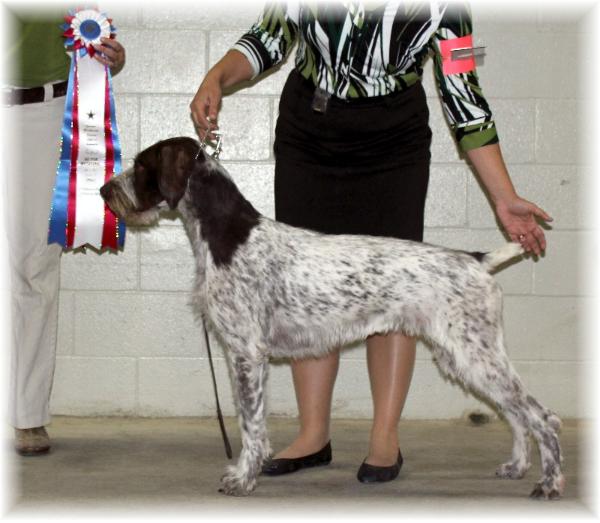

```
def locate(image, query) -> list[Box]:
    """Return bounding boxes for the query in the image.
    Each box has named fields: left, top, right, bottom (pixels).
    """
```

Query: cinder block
left=424, top=228, right=533, bottom=295
left=210, top=31, right=296, bottom=96
left=105, top=5, right=140, bottom=29
left=514, top=360, right=583, bottom=418
left=112, top=29, right=206, bottom=94
left=50, top=356, right=137, bottom=416
left=332, top=359, right=372, bottom=418
left=140, top=96, right=196, bottom=148
left=399, top=359, right=488, bottom=420
left=57, top=291, right=74, bottom=356
left=536, top=5, right=589, bottom=33
left=217, top=96, right=272, bottom=160
left=141, top=4, right=260, bottom=29
left=140, top=226, right=196, bottom=291
left=73, top=292, right=205, bottom=357
left=264, top=361, right=300, bottom=416
left=491, top=98, right=536, bottom=164
left=223, top=162, right=275, bottom=218
left=471, top=4, right=538, bottom=34
left=536, top=99, right=580, bottom=165
left=467, top=165, right=583, bottom=230
left=475, top=32, right=541, bottom=99
left=140, top=96, right=272, bottom=161
left=533, top=34, right=580, bottom=99
left=503, top=296, right=585, bottom=361
left=340, top=341, right=367, bottom=361
left=138, top=357, right=236, bottom=417
left=113, top=94, right=139, bottom=161
left=533, top=231, right=590, bottom=296
left=60, top=233, right=139, bottom=291
left=424, top=165, right=468, bottom=227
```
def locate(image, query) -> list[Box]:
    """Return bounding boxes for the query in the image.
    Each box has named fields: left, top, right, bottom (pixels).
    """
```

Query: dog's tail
left=470, top=242, right=525, bottom=273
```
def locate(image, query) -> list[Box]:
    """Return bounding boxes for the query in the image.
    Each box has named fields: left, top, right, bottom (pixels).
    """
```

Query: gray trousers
left=4, top=96, right=64, bottom=429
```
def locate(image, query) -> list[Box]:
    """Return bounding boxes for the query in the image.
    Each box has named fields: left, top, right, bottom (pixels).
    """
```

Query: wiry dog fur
left=100, top=137, right=565, bottom=500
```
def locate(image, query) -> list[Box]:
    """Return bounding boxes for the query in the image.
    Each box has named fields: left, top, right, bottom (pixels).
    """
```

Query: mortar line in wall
left=204, top=28, right=210, bottom=75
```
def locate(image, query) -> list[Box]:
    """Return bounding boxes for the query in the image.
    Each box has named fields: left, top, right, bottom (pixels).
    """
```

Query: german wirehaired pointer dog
left=100, top=137, right=564, bottom=500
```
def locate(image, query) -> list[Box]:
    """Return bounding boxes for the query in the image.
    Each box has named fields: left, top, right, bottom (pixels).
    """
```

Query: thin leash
left=198, top=120, right=232, bottom=459
left=203, top=318, right=232, bottom=459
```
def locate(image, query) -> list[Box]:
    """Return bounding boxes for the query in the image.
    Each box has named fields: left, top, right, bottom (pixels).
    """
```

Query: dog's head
left=100, top=137, right=202, bottom=225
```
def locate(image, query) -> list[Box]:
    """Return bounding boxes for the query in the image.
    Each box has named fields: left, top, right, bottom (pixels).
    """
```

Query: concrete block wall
left=50, top=2, right=592, bottom=420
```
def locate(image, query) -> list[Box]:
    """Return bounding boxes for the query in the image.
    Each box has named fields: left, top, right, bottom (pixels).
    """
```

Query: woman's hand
left=495, top=196, right=553, bottom=256
left=189, top=50, right=255, bottom=141
left=190, top=73, right=222, bottom=140
left=92, top=37, right=126, bottom=76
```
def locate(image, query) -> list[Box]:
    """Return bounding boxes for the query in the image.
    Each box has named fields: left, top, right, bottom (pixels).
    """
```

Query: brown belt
left=3, top=80, right=68, bottom=106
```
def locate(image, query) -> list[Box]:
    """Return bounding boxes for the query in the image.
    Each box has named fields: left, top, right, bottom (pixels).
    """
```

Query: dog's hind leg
left=431, top=334, right=564, bottom=499
left=495, top=408, right=531, bottom=480
left=220, top=354, right=269, bottom=496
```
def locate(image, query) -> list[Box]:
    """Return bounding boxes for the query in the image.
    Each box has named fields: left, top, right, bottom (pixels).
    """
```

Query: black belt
left=3, top=80, right=68, bottom=106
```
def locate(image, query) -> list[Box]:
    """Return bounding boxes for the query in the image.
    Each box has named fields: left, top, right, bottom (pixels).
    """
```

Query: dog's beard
left=120, top=207, right=161, bottom=226
left=104, top=184, right=161, bottom=226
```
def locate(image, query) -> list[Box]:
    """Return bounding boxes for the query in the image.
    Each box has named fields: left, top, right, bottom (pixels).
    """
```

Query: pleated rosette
left=48, top=8, right=125, bottom=250
left=63, top=9, right=115, bottom=58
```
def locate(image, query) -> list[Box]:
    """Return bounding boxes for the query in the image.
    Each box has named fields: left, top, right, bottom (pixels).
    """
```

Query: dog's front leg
left=220, top=353, right=270, bottom=496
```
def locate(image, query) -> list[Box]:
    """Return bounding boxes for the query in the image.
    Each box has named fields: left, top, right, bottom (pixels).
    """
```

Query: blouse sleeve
left=231, top=2, right=299, bottom=80
left=430, top=2, right=499, bottom=152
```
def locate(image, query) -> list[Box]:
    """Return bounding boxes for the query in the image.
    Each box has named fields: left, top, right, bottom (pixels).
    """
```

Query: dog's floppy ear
left=157, top=143, right=194, bottom=209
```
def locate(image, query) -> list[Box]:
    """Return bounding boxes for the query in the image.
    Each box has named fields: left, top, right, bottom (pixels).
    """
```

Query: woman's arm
left=466, top=143, right=552, bottom=255
left=431, top=4, right=551, bottom=255
left=190, top=50, right=255, bottom=137
left=190, top=2, right=299, bottom=138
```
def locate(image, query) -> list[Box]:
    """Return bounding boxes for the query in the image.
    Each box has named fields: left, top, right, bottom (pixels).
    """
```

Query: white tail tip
left=481, top=243, right=525, bottom=272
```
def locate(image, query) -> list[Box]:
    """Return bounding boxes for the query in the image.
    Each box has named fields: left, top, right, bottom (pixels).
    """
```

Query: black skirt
left=274, top=70, right=432, bottom=241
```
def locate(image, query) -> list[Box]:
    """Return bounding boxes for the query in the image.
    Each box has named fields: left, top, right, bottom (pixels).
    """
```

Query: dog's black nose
left=99, top=183, right=112, bottom=201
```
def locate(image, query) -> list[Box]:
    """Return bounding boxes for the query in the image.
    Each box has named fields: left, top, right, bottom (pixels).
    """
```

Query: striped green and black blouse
left=232, top=1, right=498, bottom=151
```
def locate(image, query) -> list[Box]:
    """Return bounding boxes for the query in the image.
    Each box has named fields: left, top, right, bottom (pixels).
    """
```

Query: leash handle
left=203, top=319, right=233, bottom=460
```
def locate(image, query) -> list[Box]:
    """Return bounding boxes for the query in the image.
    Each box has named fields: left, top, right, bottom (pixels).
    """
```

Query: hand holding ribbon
left=93, top=37, right=126, bottom=75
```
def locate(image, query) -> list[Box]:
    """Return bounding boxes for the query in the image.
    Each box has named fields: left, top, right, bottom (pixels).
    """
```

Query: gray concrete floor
left=6, top=416, right=595, bottom=518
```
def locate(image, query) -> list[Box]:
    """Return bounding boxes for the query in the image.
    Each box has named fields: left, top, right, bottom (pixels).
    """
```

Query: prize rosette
left=48, top=8, right=125, bottom=250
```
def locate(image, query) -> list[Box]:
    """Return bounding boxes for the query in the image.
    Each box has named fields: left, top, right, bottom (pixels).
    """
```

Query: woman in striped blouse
left=190, top=1, right=551, bottom=483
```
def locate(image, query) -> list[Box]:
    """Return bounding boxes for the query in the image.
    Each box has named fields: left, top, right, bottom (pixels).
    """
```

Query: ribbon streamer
left=48, top=8, right=125, bottom=250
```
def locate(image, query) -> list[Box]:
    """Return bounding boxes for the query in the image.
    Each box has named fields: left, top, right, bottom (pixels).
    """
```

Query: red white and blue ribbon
left=48, top=8, right=125, bottom=250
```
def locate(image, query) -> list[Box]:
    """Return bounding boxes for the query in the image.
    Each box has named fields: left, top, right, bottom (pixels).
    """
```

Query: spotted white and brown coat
left=100, top=137, right=564, bottom=500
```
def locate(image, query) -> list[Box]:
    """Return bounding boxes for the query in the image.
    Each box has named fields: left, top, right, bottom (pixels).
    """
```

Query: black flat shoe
left=356, top=450, right=403, bottom=483
left=261, top=441, right=332, bottom=476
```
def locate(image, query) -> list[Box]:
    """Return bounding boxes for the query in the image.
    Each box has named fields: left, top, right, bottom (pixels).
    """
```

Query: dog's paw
left=529, top=474, right=565, bottom=500
left=495, top=460, right=529, bottom=480
left=218, top=466, right=257, bottom=497
left=546, top=413, right=563, bottom=433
